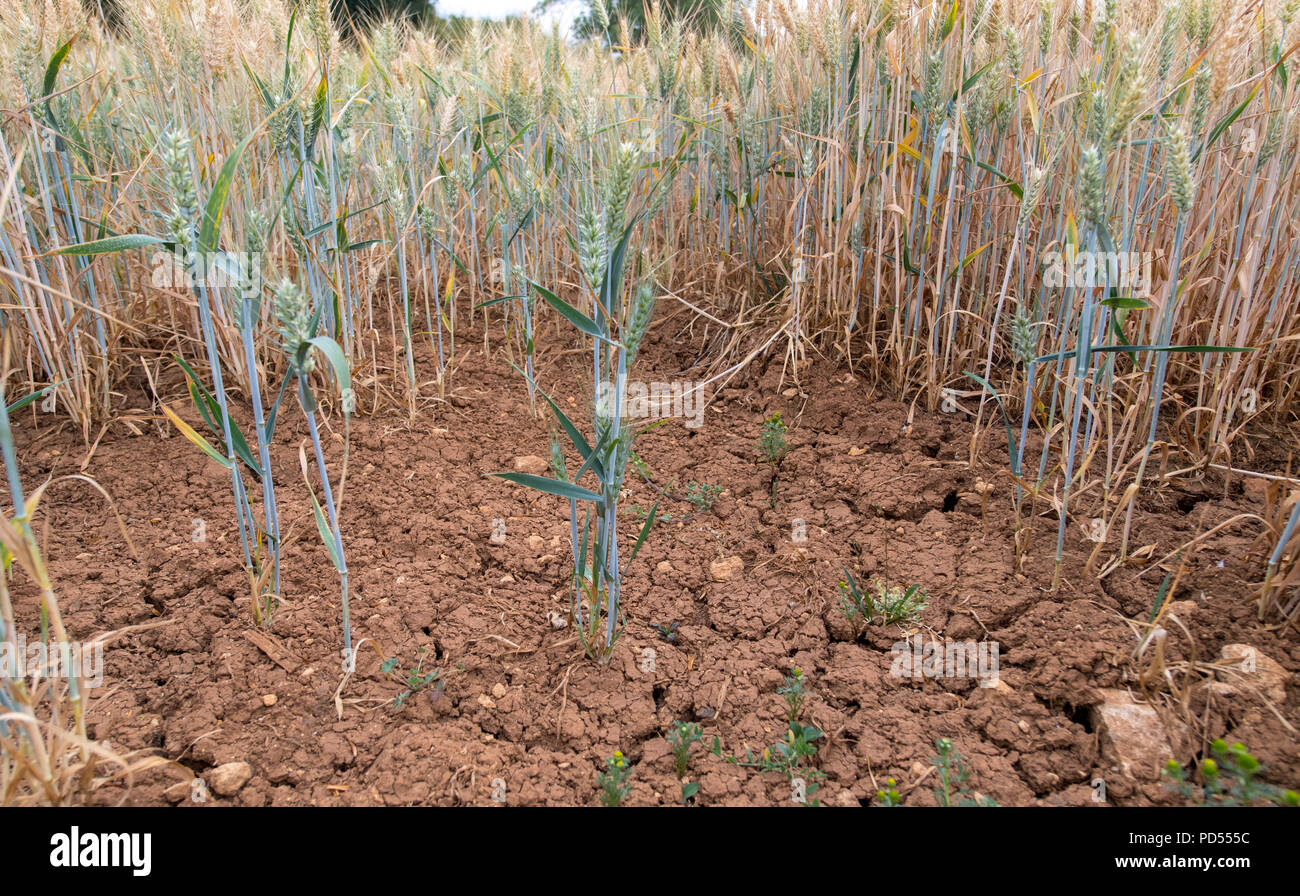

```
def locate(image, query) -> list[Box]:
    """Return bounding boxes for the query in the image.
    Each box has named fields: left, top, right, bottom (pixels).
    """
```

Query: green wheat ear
left=1164, top=124, right=1195, bottom=213
left=273, top=278, right=315, bottom=374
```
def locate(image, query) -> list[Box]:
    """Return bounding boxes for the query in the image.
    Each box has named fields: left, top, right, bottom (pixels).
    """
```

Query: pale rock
left=208, top=761, right=253, bottom=797
left=983, top=679, right=1015, bottom=701
left=1242, top=477, right=1268, bottom=502
left=709, top=556, right=744, bottom=583
left=1163, top=600, right=1200, bottom=620
left=513, top=455, right=549, bottom=475
left=1090, top=689, right=1172, bottom=781
left=1219, top=644, right=1289, bottom=703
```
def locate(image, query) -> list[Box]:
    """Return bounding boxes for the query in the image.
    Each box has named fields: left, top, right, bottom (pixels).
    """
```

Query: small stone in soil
left=1091, top=689, right=1173, bottom=781
left=1219, top=643, right=1288, bottom=703
left=208, top=761, right=253, bottom=797
left=513, top=455, right=549, bottom=475
left=709, top=556, right=743, bottom=582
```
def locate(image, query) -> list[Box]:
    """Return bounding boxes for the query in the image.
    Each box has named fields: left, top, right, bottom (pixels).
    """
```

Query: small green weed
left=932, top=738, right=997, bottom=807
left=652, top=620, right=680, bottom=642
left=838, top=568, right=928, bottom=634
left=667, top=720, right=704, bottom=777
left=777, top=667, right=809, bottom=723
left=1163, top=740, right=1299, bottom=807
left=598, top=751, right=634, bottom=806
left=381, top=648, right=442, bottom=709
left=758, top=413, right=790, bottom=506
left=684, top=481, right=722, bottom=513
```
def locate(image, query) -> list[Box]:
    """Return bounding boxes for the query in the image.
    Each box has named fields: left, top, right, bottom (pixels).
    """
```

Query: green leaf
left=199, top=133, right=256, bottom=258
left=307, top=481, right=344, bottom=572
left=974, top=160, right=1024, bottom=199
left=504, top=360, right=597, bottom=470
left=50, top=234, right=164, bottom=256
left=174, top=355, right=261, bottom=479
left=530, top=280, right=618, bottom=345
left=42, top=37, right=73, bottom=101
left=939, top=0, right=959, bottom=40
left=489, top=472, right=601, bottom=503
left=263, top=372, right=293, bottom=443
left=1199, top=82, right=1262, bottom=160
left=306, top=336, right=351, bottom=412
left=629, top=501, right=658, bottom=564
left=475, top=294, right=526, bottom=309
left=161, top=404, right=233, bottom=470
left=964, top=371, right=1020, bottom=476
left=1033, top=343, right=1254, bottom=365
left=5, top=383, right=60, bottom=414
left=902, top=245, right=921, bottom=276
left=303, top=200, right=384, bottom=239
left=842, top=566, right=861, bottom=597
left=1148, top=553, right=1180, bottom=624
left=557, top=415, right=602, bottom=479
left=1100, top=297, right=1151, bottom=310
left=599, top=214, right=643, bottom=323
left=959, top=60, right=996, bottom=97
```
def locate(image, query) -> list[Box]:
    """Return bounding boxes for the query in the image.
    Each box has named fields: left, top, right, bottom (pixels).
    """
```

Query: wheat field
left=1, top=0, right=1298, bottom=807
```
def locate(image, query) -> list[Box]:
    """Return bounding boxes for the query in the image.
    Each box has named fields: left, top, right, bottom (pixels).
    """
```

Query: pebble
left=512, top=455, right=549, bottom=475
left=208, top=761, right=253, bottom=797
left=709, top=556, right=743, bottom=583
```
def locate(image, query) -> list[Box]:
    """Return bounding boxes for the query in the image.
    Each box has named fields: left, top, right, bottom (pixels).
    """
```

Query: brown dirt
left=6, top=319, right=1299, bottom=806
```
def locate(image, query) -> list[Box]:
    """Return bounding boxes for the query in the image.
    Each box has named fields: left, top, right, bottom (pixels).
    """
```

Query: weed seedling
left=710, top=722, right=825, bottom=781
left=838, top=569, right=929, bottom=635
left=769, top=723, right=823, bottom=776
left=1163, top=740, right=1299, bottom=807
left=667, top=721, right=704, bottom=777
left=681, top=781, right=700, bottom=804
left=599, top=751, right=633, bottom=806
left=876, top=777, right=903, bottom=806
left=758, top=413, right=789, bottom=506
left=381, top=648, right=442, bottom=709
left=652, top=620, right=680, bottom=642
left=684, top=481, right=722, bottom=514
left=932, top=738, right=998, bottom=807
left=710, top=724, right=826, bottom=806
left=777, top=667, right=808, bottom=723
